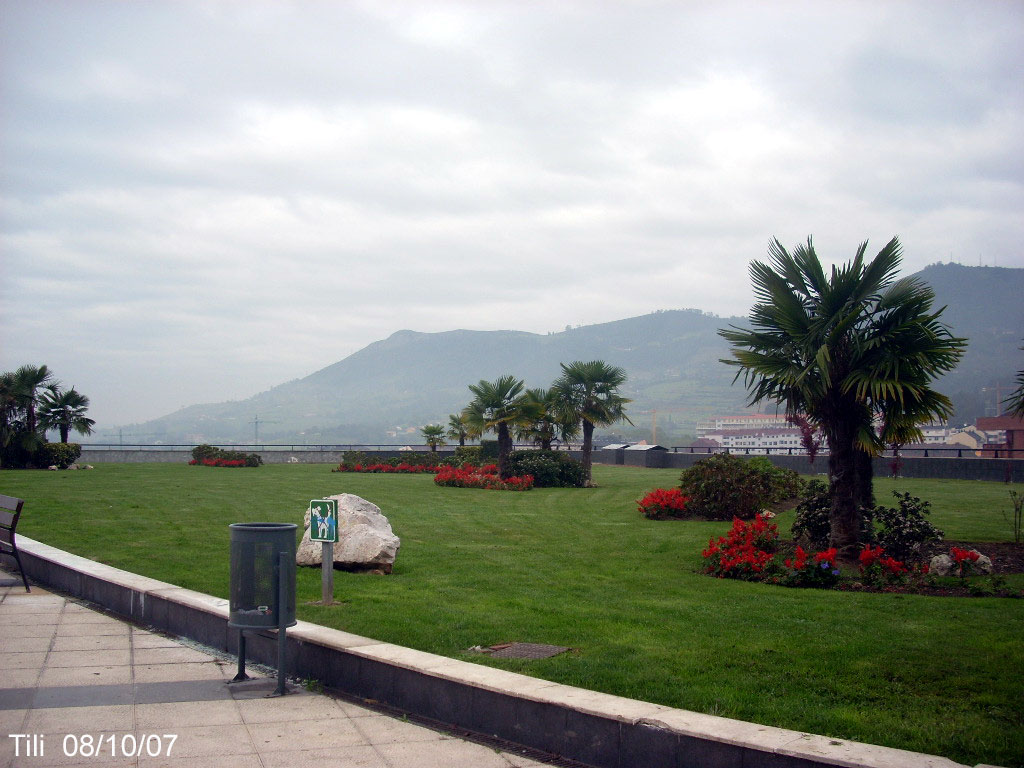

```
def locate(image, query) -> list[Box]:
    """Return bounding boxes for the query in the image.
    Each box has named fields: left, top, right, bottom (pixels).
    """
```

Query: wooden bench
left=0, top=493, right=30, bottom=591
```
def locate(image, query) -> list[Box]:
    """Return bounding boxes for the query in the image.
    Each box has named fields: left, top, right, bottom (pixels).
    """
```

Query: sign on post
left=310, top=499, right=338, bottom=604
left=309, top=499, right=339, bottom=543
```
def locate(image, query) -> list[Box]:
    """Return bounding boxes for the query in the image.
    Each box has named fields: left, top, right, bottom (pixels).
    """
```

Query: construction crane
left=635, top=408, right=688, bottom=444
left=249, top=415, right=279, bottom=444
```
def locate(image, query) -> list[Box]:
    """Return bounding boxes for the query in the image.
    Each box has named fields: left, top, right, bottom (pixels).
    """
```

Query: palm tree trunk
left=497, top=423, right=512, bottom=478
left=60, top=424, right=70, bottom=443
left=827, top=420, right=863, bottom=560
left=581, top=420, right=594, bottom=485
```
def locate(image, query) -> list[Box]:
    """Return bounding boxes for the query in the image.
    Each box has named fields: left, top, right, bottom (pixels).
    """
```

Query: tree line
left=420, top=360, right=632, bottom=485
left=1, top=364, right=94, bottom=468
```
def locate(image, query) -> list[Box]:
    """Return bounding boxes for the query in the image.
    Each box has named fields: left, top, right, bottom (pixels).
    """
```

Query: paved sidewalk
left=0, top=578, right=553, bottom=768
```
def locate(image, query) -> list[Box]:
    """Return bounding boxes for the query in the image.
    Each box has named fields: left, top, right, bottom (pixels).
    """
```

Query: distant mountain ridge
left=118, top=263, right=1024, bottom=445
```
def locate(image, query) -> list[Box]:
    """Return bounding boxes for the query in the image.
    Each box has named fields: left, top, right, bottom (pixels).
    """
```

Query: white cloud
left=1, top=0, right=1022, bottom=426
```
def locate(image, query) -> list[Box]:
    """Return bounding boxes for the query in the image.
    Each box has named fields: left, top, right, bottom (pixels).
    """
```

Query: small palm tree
left=552, top=361, right=632, bottom=484
left=13, top=364, right=56, bottom=437
left=39, top=387, right=95, bottom=443
left=446, top=413, right=470, bottom=447
left=463, top=375, right=536, bottom=477
left=720, top=236, right=965, bottom=556
left=516, top=388, right=579, bottom=450
left=1003, top=340, right=1024, bottom=418
left=421, top=424, right=446, bottom=452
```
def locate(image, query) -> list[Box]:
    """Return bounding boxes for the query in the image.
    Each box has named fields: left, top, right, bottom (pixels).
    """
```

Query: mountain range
left=113, top=263, right=1024, bottom=446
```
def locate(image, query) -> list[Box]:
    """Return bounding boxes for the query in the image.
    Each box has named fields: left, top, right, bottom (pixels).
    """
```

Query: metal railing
left=666, top=445, right=1023, bottom=458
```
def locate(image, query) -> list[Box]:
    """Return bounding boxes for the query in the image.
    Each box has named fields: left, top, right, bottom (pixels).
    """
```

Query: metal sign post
left=309, top=499, right=339, bottom=604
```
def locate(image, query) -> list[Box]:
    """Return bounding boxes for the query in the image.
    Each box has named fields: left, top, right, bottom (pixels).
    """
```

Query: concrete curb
left=16, top=536, right=984, bottom=768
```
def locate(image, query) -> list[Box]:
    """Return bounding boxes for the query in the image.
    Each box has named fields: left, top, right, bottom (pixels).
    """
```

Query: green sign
left=309, top=499, right=338, bottom=543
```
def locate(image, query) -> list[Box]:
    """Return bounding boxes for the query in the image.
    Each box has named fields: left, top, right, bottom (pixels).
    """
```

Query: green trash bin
left=228, top=522, right=297, bottom=695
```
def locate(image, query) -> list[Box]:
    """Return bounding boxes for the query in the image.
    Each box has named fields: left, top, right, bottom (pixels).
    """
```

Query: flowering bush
left=637, top=488, right=690, bottom=519
left=702, top=514, right=780, bottom=580
left=334, top=462, right=441, bottom=474
left=190, top=457, right=248, bottom=468
left=870, top=491, right=944, bottom=559
left=433, top=464, right=534, bottom=491
left=950, top=546, right=981, bottom=578
left=783, top=545, right=842, bottom=588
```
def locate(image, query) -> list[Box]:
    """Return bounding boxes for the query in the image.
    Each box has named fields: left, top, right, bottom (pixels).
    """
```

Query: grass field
left=3, top=463, right=1023, bottom=767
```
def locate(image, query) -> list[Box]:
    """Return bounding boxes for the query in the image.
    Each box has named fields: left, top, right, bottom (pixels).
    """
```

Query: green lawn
left=3, top=463, right=1022, bottom=767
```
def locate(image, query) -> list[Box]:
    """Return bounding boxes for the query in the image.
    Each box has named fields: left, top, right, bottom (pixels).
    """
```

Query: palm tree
left=446, top=413, right=470, bottom=447
left=719, top=237, right=965, bottom=556
left=39, top=387, right=95, bottom=443
left=463, top=375, right=536, bottom=477
left=1002, top=340, right=1024, bottom=418
left=552, top=361, right=632, bottom=485
left=420, top=424, right=446, bottom=452
left=516, top=388, right=579, bottom=451
left=13, top=364, right=56, bottom=438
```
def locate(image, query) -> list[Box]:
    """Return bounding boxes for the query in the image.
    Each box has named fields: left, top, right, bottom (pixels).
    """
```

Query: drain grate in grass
left=483, top=642, right=570, bottom=660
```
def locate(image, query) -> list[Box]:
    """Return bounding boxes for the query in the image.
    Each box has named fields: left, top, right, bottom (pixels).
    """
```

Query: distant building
left=695, top=413, right=790, bottom=439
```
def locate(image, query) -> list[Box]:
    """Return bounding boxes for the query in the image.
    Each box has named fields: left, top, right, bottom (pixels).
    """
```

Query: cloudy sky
left=2, top=1, right=1022, bottom=430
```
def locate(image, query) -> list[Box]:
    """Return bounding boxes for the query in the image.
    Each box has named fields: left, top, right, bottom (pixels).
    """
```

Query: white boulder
left=296, top=493, right=400, bottom=573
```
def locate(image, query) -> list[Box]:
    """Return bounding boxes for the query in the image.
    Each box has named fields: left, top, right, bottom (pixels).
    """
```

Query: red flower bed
left=334, top=462, right=442, bottom=474
left=702, top=514, right=780, bottom=580
left=637, top=488, right=690, bottom=519
left=189, top=458, right=248, bottom=468
left=433, top=464, right=534, bottom=491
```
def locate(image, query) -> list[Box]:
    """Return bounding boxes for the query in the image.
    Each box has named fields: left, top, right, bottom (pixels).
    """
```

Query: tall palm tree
left=39, top=387, right=95, bottom=443
left=516, top=388, right=579, bottom=451
left=719, top=236, right=965, bottom=556
left=463, top=375, right=536, bottom=477
left=446, top=413, right=470, bottom=447
left=1003, top=340, right=1024, bottom=418
left=420, top=424, right=446, bottom=452
left=552, top=361, right=632, bottom=485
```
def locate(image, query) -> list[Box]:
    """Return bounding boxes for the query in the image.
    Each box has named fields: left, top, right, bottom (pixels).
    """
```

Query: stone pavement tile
left=58, top=611, right=124, bottom=625
left=132, top=631, right=184, bottom=649
left=247, top=717, right=367, bottom=753
left=1, top=623, right=59, bottom=638
left=134, top=662, right=227, bottom=683
left=132, top=679, right=231, bottom=705
left=52, top=634, right=131, bottom=652
left=45, top=649, right=132, bottom=668
left=0, top=669, right=41, bottom=689
left=136, top=699, right=243, bottom=729
left=56, top=621, right=128, bottom=637
left=1, top=612, right=59, bottom=625
left=138, top=756, right=263, bottom=768
left=235, top=692, right=351, bottom=724
left=2, top=636, right=53, bottom=653
left=375, top=739, right=523, bottom=768
left=38, top=665, right=133, bottom=687
left=0, top=652, right=47, bottom=670
left=133, top=647, right=216, bottom=665
left=334, top=699, right=379, bottom=718
left=25, top=704, right=135, bottom=733
left=351, top=715, right=451, bottom=746
left=144, top=724, right=256, bottom=760
left=34, top=684, right=134, bottom=709
left=259, top=745, right=390, bottom=768
left=0, top=708, right=27, bottom=731
left=0, top=598, right=65, bottom=612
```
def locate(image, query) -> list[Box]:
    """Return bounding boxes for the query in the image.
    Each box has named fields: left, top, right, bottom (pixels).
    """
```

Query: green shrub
left=191, top=444, right=221, bottom=462
left=870, top=491, right=943, bottom=560
left=339, top=450, right=369, bottom=470
left=451, top=446, right=482, bottom=466
left=791, top=480, right=874, bottom=549
left=679, top=453, right=800, bottom=521
left=38, top=442, right=82, bottom=469
left=506, top=450, right=586, bottom=488
left=479, top=440, right=499, bottom=462
left=791, top=480, right=833, bottom=549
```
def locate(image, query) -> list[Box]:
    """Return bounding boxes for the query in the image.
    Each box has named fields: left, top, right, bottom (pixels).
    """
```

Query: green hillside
left=115, top=264, right=1024, bottom=445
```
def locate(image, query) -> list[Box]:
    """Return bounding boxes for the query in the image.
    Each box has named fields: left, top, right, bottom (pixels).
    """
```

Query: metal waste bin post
left=228, top=523, right=297, bottom=696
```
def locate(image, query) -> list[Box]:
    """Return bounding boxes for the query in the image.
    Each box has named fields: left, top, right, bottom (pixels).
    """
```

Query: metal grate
left=486, top=643, right=570, bottom=660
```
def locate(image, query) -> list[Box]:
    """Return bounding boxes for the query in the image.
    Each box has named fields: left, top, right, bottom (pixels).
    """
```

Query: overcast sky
left=2, top=1, right=1022, bottom=430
